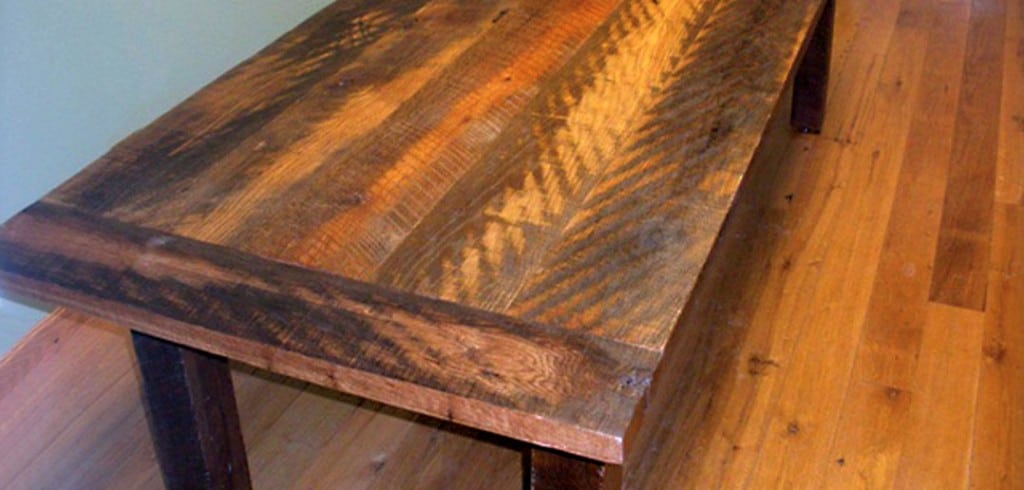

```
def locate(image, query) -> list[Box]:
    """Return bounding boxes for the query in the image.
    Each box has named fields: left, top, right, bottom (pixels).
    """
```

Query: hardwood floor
left=0, top=0, right=1020, bottom=488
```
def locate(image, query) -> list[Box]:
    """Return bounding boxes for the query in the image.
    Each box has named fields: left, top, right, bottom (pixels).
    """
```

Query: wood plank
left=851, top=0, right=969, bottom=392
left=131, top=332, right=251, bottom=489
left=461, top=0, right=824, bottom=349
left=0, top=309, right=89, bottom=401
left=740, top=151, right=895, bottom=488
left=824, top=381, right=912, bottom=488
left=970, top=203, right=1024, bottom=489
left=0, top=201, right=656, bottom=464
left=823, top=2, right=972, bottom=485
left=0, top=312, right=146, bottom=489
left=693, top=139, right=847, bottom=490
left=741, top=0, right=933, bottom=482
left=3, top=1, right=1020, bottom=485
left=377, top=0, right=731, bottom=341
left=822, top=0, right=903, bottom=146
left=890, top=304, right=984, bottom=489
left=5, top=363, right=155, bottom=490
left=929, top=0, right=1008, bottom=310
left=288, top=404, right=430, bottom=488
left=996, top=0, right=1024, bottom=205
left=244, top=388, right=360, bottom=489
left=230, top=368, right=309, bottom=457
left=362, top=416, right=519, bottom=490
left=50, top=0, right=495, bottom=222
left=25, top=0, right=827, bottom=354
left=228, top=0, right=624, bottom=275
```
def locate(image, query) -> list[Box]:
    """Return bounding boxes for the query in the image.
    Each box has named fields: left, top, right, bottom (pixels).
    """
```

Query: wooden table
left=0, top=0, right=832, bottom=488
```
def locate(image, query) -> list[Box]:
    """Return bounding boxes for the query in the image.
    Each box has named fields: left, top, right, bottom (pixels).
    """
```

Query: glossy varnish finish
left=0, top=0, right=828, bottom=471
left=3, top=0, right=1020, bottom=489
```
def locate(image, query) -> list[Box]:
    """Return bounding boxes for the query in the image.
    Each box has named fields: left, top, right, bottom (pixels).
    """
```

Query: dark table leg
left=792, top=0, right=834, bottom=133
left=527, top=447, right=622, bottom=489
left=132, top=332, right=252, bottom=489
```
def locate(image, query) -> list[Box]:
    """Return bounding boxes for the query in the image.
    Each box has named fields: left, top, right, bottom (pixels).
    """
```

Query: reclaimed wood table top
left=0, top=0, right=826, bottom=465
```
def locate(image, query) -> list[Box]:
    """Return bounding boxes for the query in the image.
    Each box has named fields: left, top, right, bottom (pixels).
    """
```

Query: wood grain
left=823, top=2, right=971, bottom=485
left=0, top=0, right=828, bottom=468
left=0, top=312, right=153, bottom=489
left=742, top=2, right=931, bottom=484
left=671, top=0, right=913, bottom=480
left=34, top=0, right=827, bottom=353
left=2, top=0, right=1023, bottom=486
left=930, top=0, right=1008, bottom=310
left=970, top=203, right=1024, bottom=489
left=996, top=0, right=1024, bottom=206
left=890, top=304, right=983, bottom=489
left=0, top=201, right=657, bottom=463
left=852, top=0, right=968, bottom=392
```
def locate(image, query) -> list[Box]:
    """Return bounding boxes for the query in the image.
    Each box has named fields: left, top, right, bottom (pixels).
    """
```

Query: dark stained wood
left=528, top=447, right=621, bottom=490
left=0, top=0, right=832, bottom=484
left=929, top=0, right=1007, bottom=310
left=132, top=332, right=251, bottom=489
left=0, top=201, right=656, bottom=464
left=792, top=0, right=834, bottom=133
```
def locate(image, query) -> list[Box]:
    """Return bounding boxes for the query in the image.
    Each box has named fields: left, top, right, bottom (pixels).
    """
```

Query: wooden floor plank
left=851, top=0, right=969, bottom=392
left=286, top=405, right=429, bottom=488
left=371, top=423, right=519, bottom=490
left=824, top=380, right=912, bottom=488
left=970, top=203, right=1024, bottom=489
left=823, top=2, right=972, bottom=485
left=742, top=0, right=931, bottom=483
left=891, top=304, right=984, bottom=489
left=0, top=313, right=141, bottom=489
left=5, top=369, right=154, bottom=490
left=681, top=137, right=839, bottom=490
left=929, top=0, right=1008, bottom=310
left=245, top=388, right=361, bottom=489
left=996, top=0, right=1023, bottom=205
left=821, top=0, right=904, bottom=146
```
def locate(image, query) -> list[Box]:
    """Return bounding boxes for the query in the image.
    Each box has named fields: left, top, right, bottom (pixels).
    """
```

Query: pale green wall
left=0, top=0, right=334, bottom=354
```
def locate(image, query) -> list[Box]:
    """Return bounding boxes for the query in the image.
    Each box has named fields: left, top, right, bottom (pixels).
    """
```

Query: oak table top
left=0, top=0, right=830, bottom=477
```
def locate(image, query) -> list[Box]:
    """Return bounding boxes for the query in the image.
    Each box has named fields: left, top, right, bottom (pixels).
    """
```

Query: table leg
left=527, top=447, right=622, bottom=489
left=132, top=332, right=252, bottom=489
left=791, top=0, right=834, bottom=133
